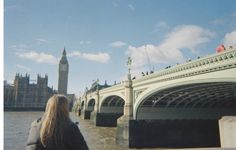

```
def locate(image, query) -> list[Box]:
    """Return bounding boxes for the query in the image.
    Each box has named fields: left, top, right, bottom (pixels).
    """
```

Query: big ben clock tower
left=58, top=47, right=69, bottom=95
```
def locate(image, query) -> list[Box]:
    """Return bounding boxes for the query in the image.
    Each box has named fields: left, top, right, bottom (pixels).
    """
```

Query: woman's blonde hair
left=40, top=94, right=70, bottom=147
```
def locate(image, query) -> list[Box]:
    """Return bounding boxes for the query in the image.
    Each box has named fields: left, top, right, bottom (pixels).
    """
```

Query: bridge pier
left=90, top=111, right=98, bottom=124
left=116, top=116, right=133, bottom=147
left=91, top=111, right=123, bottom=126
left=116, top=75, right=134, bottom=147
left=81, top=110, right=91, bottom=119
left=80, top=92, right=91, bottom=120
left=219, top=116, right=236, bottom=148
left=77, top=108, right=81, bottom=116
left=90, top=90, right=102, bottom=124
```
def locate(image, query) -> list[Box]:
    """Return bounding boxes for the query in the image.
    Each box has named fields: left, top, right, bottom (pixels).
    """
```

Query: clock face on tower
left=60, top=64, right=67, bottom=71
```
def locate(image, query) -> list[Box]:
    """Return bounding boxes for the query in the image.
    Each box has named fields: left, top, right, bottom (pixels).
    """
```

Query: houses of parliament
left=4, top=48, right=74, bottom=110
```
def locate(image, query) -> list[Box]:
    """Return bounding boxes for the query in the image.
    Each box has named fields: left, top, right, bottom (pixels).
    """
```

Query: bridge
left=78, top=48, right=236, bottom=148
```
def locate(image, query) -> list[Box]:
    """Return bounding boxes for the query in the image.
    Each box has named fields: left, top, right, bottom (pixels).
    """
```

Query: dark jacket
left=26, top=118, right=89, bottom=150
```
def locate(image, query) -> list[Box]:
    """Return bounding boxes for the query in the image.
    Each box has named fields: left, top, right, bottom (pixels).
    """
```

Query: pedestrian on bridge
left=26, top=94, right=89, bottom=150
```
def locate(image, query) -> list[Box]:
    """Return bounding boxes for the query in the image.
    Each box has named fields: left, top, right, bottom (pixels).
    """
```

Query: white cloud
left=128, top=4, right=135, bottom=11
left=35, top=38, right=49, bottom=45
left=110, top=41, right=127, bottom=48
left=79, top=41, right=91, bottom=45
left=127, top=25, right=215, bottom=74
left=127, top=44, right=183, bottom=70
left=11, top=44, right=30, bottom=52
left=16, top=64, right=31, bottom=71
left=154, top=21, right=169, bottom=32
left=16, top=51, right=58, bottom=65
left=67, top=51, right=81, bottom=57
left=223, top=30, right=236, bottom=46
left=82, top=53, right=110, bottom=63
left=68, top=51, right=110, bottom=63
left=211, top=18, right=225, bottom=25
left=36, top=38, right=49, bottom=44
left=161, top=25, right=215, bottom=52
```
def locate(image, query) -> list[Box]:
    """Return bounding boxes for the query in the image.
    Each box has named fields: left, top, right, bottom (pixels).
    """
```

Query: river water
left=5, top=112, right=222, bottom=150
left=4, top=112, right=163, bottom=150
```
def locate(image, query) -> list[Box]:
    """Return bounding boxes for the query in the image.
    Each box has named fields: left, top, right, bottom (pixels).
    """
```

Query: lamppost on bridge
left=96, top=78, right=99, bottom=91
left=95, top=78, right=100, bottom=112
left=124, top=56, right=133, bottom=117
left=127, top=56, right=132, bottom=80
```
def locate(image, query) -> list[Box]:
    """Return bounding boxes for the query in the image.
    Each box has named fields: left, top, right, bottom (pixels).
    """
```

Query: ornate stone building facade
left=4, top=74, right=54, bottom=108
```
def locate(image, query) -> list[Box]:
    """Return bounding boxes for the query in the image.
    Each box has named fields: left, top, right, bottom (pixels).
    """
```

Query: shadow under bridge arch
left=100, top=95, right=125, bottom=113
left=95, top=95, right=125, bottom=127
left=87, top=98, right=95, bottom=112
left=135, top=82, right=236, bottom=120
left=80, top=100, right=84, bottom=110
left=80, top=98, right=96, bottom=119
left=77, top=100, right=85, bottom=116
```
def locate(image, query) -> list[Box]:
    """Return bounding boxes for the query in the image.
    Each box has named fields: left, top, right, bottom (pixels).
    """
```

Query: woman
left=26, top=94, right=89, bottom=150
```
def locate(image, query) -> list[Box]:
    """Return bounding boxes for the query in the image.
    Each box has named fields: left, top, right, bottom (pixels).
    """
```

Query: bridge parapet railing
left=82, top=81, right=125, bottom=96
left=82, top=49, right=236, bottom=96
left=99, top=83, right=125, bottom=94
left=133, top=49, right=236, bottom=85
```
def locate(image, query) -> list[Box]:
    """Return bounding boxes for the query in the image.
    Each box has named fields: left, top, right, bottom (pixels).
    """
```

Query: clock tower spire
left=58, top=47, right=69, bottom=95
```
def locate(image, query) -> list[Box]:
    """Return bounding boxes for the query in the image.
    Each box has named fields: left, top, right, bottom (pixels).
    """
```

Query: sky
left=4, top=0, right=236, bottom=97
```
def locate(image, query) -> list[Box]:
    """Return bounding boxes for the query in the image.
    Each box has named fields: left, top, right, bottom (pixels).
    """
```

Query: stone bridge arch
left=133, top=78, right=236, bottom=120
left=90, top=94, right=125, bottom=126
left=100, top=95, right=125, bottom=113
left=99, top=93, right=125, bottom=113
left=87, top=98, right=95, bottom=112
